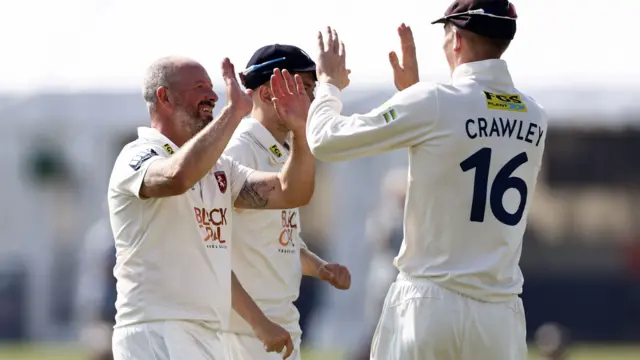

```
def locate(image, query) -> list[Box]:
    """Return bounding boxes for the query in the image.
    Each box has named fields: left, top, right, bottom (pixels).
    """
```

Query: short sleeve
left=109, top=143, right=166, bottom=198
left=297, top=222, right=308, bottom=250
left=224, top=135, right=259, bottom=169
left=220, top=154, right=255, bottom=202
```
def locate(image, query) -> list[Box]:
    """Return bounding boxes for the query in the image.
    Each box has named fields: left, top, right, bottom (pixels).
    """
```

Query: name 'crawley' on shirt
left=306, top=60, right=548, bottom=302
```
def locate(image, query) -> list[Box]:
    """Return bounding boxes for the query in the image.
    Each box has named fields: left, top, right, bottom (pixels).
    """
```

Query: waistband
left=397, top=272, right=431, bottom=283
left=395, top=272, right=520, bottom=304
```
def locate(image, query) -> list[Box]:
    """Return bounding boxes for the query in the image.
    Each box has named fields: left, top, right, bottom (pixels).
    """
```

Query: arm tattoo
left=238, top=177, right=276, bottom=209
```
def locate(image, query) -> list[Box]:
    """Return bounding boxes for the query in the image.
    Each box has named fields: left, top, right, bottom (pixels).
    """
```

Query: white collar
left=241, top=118, right=289, bottom=164
left=137, top=127, right=179, bottom=155
left=451, top=59, right=514, bottom=87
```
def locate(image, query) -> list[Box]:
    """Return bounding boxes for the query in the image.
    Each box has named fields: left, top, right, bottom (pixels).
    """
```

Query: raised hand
left=270, top=68, right=310, bottom=133
left=389, top=23, right=419, bottom=91
left=316, top=26, right=350, bottom=90
left=221, top=57, right=253, bottom=117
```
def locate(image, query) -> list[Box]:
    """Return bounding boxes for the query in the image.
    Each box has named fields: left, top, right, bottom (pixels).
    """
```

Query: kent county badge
left=214, top=171, right=227, bottom=194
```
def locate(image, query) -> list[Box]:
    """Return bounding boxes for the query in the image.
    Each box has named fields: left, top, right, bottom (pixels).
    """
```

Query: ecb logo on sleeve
left=214, top=171, right=227, bottom=194
left=269, top=144, right=283, bottom=158
left=381, top=108, right=398, bottom=123
left=483, top=91, right=528, bottom=112
left=129, top=149, right=158, bottom=171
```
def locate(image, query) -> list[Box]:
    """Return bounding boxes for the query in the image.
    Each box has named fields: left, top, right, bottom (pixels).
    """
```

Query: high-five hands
left=389, top=23, right=419, bottom=91
left=221, top=58, right=253, bottom=117
left=316, top=26, right=351, bottom=90
left=270, top=68, right=310, bottom=133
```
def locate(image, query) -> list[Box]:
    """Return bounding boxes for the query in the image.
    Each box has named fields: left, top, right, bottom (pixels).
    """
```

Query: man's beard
left=175, top=103, right=212, bottom=137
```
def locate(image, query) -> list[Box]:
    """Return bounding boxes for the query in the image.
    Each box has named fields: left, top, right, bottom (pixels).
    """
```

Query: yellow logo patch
left=163, top=144, right=175, bottom=155
left=269, top=144, right=283, bottom=158
left=483, top=91, right=527, bottom=112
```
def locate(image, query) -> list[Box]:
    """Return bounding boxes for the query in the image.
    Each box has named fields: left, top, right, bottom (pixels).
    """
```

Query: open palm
left=389, top=23, right=419, bottom=91
left=270, top=68, right=310, bottom=132
left=221, top=58, right=252, bottom=117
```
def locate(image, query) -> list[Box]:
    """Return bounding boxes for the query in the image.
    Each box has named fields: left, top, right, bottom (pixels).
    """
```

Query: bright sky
left=0, top=0, right=635, bottom=93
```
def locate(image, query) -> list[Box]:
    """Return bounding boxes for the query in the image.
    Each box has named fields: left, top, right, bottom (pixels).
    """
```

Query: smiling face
left=168, top=62, right=219, bottom=137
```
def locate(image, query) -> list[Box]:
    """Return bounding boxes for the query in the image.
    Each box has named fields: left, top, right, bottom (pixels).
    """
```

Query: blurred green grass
left=0, top=343, right=639, bottom=359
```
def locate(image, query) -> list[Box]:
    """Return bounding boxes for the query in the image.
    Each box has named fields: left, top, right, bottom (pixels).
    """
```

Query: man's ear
left=156, top=87, right=171, bottom=107
left=453, top=29, right=462, bottom=52
left=258, top=85, right=273, bottom=104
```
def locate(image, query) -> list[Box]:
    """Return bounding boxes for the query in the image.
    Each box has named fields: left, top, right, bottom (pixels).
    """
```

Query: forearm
left=231, top=271, right=269, bottom=329
left=278, top=130, right=315, bottom=206
left=306, top=85, right=386, bottom=162
left=171, top=105, right=244, bottom=188
left=308, top=83, right=432, bottom=162
left=300, top=248, right=328, bottom=278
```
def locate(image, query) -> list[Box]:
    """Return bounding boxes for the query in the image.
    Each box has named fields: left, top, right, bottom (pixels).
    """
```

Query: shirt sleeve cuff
left=315, top=82, right=342, bottom=98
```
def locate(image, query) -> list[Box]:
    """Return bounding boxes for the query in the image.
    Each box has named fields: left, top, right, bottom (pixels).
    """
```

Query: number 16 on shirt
left=460, top=147, right=529, bottom=227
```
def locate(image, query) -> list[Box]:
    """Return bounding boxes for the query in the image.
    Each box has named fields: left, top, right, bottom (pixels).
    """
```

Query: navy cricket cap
left=431, top=0, right=518, bottom=40
left=240, top=44, right=317, bottom=90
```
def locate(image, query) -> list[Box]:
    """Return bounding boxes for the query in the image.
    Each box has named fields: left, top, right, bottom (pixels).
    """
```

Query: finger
left=405, top=25, right=415, bottom=43
left=343, top=270, right=352, bottom=289
left=282, top=337, right=294, bottom=359
left=282, top=70, right=296, bottom=95
left=332, top=29, right=340, bottom=54
left=293, top=74, right=306, bottom=96
left=266, top=342, right=279, bottom=353
left=399, top=24, right=416, bottom=53
left=326, top=26, right=334, bottom=52
left=339, top=41, right=346, bottom=61
left=221, top=58, right=234, bottom=82
left=318, top=267, right=334, bottom=281
left=335, top=271, right=347, bottom=289
left=389, top=51, right=401, bottom=71
left=270, top=69, right=285, bottom=99
left=317, top=31, right=325, bottom=53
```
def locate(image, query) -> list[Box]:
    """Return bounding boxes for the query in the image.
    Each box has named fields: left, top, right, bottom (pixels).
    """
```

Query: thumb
left=389, top=51, right=401, bottom=71
left=318, top=266, right=334, bottom=281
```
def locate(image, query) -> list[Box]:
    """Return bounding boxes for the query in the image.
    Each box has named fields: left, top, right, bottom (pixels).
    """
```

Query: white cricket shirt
left=307, top=60, right=547, bottom=302
left=108, top=127, right=253, bottom=328
left=223, top=118, right=305, bottom=336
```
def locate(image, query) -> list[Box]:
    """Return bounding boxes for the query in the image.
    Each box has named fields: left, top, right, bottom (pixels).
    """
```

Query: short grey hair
left=141, top=56, right=183, bottom=111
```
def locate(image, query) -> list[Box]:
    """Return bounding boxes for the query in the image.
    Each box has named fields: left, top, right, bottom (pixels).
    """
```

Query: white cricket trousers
left=370, top=273, right=527, bottom=360
left=112, top=320, right=228, bottom=360
left=223, top=332, right=302, bottom=360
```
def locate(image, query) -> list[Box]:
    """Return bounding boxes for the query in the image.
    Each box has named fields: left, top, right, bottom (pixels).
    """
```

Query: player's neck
left=454, top=54, right=501, bottom=69
left=150, top=118, right=188, bottom=147
left=252, top=110, right=289, bottom=146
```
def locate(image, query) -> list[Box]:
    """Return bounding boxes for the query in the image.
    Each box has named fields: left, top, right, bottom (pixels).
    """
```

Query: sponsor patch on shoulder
left=163, top=144, right=175, bottom=155
left=269, top=144, right=283, bottom=158
left=483, top=91, right=527, bottom=112
left=129, top=149, right=158, bottom=171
